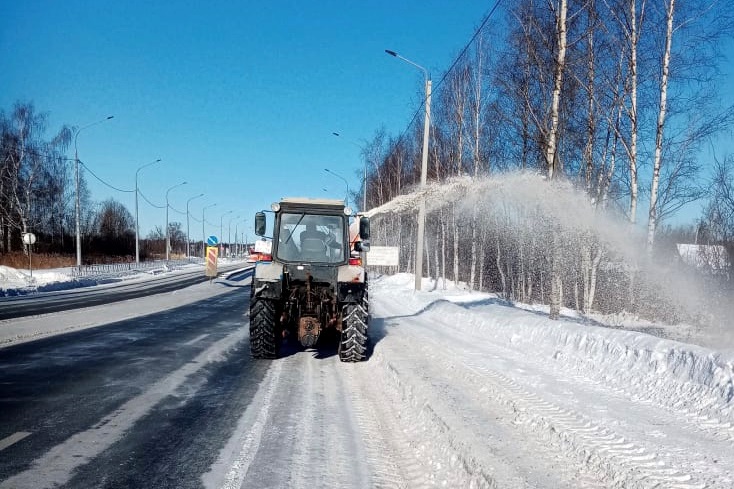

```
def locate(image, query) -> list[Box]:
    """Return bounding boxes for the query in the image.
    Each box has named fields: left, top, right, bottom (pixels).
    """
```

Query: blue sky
left=1, top=1, right=494, bottom=241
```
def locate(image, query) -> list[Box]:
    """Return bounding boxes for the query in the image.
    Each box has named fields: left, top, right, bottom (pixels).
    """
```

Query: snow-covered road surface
left=210, top=274, right=734, bottom=488
left=1, top=272, right=732, bottom=488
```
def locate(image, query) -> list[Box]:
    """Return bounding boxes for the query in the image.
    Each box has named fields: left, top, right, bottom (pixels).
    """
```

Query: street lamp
left=135, top=158, right=162, bottom=264
left=324, top=168, right=350, bottom=205
left=202, top=203, right=217, bottom=257
left=186, top=193, right=204, bottom=258
left=165, top=181, right=187, bottom=261
left=386, top=49, right=431, bottom=291
left=234, top=219, right=248, bottom=257
left=332, top=132, right=367, bottom=212
left=227, top=216, right=242, bottom=254
left=228, top=215, right=240, bottom=258
left=220, top=211, right=233, bottom=253
left=73, top=115, right=114, bottom=267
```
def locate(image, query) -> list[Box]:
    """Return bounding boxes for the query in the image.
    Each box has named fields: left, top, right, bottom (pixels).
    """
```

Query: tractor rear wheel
left=338, top=303, right=368, bottom=362
left=250, top=297, right=280, bottom=359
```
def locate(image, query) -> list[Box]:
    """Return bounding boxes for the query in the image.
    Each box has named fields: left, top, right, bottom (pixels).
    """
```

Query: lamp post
left=234, top=221, right=240, bottom=257
left=165, top=181, right=187, bottom=261
left=73, top=115, right=114, bottom=267
left=186, top=193, right=204, bottom=258
left=220, top=211, right=233, bottom=251
left=227, top=215, right=240, bottom=258
left=332, top=132, right=367, bottom=212
left=324, top=168, right=350, bottom=206
left=202, top=203, right=217, bottom=257
left=219, top=211, right=233, bottom=258
left=135, top=158, right=162, bottom=264
left=386, top=49, right=431, bottom=291
left=237, top=219, right=248, bottom=257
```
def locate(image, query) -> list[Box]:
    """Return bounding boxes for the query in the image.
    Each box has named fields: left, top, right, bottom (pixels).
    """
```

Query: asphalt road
left=0, top=272, right=265, bottom=488
left=0, top=264, right=248, bottom=320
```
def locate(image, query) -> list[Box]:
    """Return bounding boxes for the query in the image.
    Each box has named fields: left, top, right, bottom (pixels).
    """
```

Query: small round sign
left=207, top=235, right=219, bottom=246
left=22, top=233, right=36, bottom=245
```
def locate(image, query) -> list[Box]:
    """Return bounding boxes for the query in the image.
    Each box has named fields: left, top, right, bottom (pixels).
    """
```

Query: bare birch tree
left=546, top=0, right=569, bottom=179
left=647, top=0, right=675, bottom=251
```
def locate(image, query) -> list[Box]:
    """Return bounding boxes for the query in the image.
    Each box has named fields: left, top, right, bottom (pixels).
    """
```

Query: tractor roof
left=276, top=197, right=349, bottom=214
left=279, top=197, right=345, bottom=207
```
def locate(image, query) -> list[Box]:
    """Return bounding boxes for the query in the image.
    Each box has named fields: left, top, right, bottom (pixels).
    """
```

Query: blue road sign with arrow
left=207, top=235, right=219, bottom=246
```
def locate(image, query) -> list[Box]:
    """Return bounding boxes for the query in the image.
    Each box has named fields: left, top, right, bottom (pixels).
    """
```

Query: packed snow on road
left=1, top=262, right=733, bottom=488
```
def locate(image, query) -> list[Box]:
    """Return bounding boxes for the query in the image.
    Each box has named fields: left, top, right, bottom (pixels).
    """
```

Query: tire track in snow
left=409, top=329, right=719, bottom=488
left=287, top=352, right=325, bottom=489
left=365, top=350, right=502, bottom=488
left=548, top=348, right=734, bottom=443
left=453, top=306, right=734, bottom=442
left=383, top=294, right=734, bottom=487
left=372, top=333, right=596, bottom=488
left=338, top=365, right=408, bottom=488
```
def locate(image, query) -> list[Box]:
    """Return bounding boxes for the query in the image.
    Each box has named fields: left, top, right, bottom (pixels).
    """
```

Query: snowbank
left=373, top=273, right=734, bottom=426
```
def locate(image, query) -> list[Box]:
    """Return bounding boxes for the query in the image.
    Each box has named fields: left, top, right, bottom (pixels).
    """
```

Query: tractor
left=249, top=197, right=370, bottom=362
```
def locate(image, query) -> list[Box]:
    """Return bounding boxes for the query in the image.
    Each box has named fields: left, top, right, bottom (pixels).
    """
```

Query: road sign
left=205, top=246, right=219, bottom=277
left=254, top=239, right=272, bottom=254
left=22, top=233, right=36, bottom=245
left=367, top=246, right=399, bottom=266
left=207, top=235, right=219, bottom=246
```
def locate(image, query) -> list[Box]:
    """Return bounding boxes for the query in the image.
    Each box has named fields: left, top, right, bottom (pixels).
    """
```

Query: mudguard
left=253, top=262, right=283, bottom=300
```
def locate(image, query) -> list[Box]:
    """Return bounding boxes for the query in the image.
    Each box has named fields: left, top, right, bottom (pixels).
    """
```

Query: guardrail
left=70, top=259, right=202, bottom=278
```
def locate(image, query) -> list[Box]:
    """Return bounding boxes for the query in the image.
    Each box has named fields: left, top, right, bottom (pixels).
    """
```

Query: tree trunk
left=479, top=230, right=486, bottom=291
left=584, top=0, right=597, bottom=193
left=453, top=204, right=460, bottom=283
left=440, top=208, right=447, bottom=290
left=648, top=0, right=675, bottom=252
left=587, top=246, right=602, bottom=312
left=496, top=233, right=507, bottom=299
left=469, top=206, right=478, bottom=290
left=546, top=0, right=568, bottom=179
left=628, top=0, right=640, bottom=224
left=582, top=242, right=592, bottom=312
left=549, top=230, right=562, bottom=320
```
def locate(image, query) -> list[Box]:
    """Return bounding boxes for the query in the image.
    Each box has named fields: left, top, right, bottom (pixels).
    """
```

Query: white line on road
left=0, top=328, right=247, bottom=489
left=184, top=334, right=210, bottom=346
left=0, top=432, right=31, bottom=452
left=202, top=360, right=283, bottom=489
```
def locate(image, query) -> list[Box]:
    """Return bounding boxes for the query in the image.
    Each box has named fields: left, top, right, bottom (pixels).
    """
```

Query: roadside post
left=22, top=232, right=37, bottom=279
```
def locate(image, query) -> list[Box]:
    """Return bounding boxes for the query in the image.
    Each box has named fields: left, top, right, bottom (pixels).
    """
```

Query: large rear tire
left=338, top=303, right=368, bottom=362
left=250, top=297, right=280, bottom=359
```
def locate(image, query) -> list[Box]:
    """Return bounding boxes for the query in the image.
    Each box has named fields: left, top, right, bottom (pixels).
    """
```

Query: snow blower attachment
left=249, top=197, right=370, bottom=362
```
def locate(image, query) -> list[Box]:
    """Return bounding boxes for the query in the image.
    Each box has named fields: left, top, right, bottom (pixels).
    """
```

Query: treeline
left=0, top=103, right=192, bottom=263
left=360, top=0, right=734, bottom=322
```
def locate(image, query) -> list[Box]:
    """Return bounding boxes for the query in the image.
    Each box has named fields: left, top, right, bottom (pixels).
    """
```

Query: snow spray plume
left=366, top=171, right=732, bottom=345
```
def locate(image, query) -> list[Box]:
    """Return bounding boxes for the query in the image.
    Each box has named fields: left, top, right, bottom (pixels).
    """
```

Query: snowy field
left=2, top=265, right=734, bottom=486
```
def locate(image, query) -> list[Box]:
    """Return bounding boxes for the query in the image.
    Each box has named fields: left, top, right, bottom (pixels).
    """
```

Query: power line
left=138, top=189, right=165, bottom=209
left=391, top=0, right=504, bottom=150
left=169, top=204, right=186, bottom=215
left=78, top=160, right=134, bottom=193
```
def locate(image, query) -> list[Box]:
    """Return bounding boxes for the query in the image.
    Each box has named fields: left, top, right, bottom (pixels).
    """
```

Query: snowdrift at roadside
left=372, top=273, right=734, bottom=427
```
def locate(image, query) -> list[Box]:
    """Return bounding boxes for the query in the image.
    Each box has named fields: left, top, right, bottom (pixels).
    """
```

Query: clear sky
left=1, top=0, right=495, bottom=241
